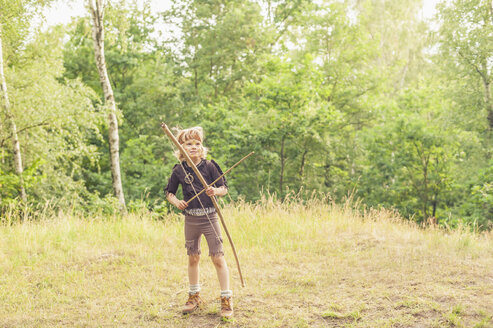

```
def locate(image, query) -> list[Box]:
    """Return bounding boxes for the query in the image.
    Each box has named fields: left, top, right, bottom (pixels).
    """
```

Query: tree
left=236, top=54, right=327, bottom=197
left=0, top=28, right=25, bottom=201
left=283, top=0, right=385, bottom=199
left=353, top=0, right=429, bottom=91
left=169, top=0, right=271, bottom=102
left=0, top=0, right=53, bottom=202
left=358, top=83, right=468, bottom=223
left=0, top=22, right=103, bottom=207
left=62, top=2, right=181, bottom=205
left=437, top=0, right=493, bottom=129
left=87, top=0, right=126, bottom=211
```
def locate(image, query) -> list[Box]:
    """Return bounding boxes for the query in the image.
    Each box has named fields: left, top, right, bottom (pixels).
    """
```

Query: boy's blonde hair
left=174, top=126, right=208, bottom=161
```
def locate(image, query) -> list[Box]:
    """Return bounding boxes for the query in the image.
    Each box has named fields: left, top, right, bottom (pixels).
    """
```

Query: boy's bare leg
left=183, top=254, right=202, bottom=314
left=211, top=255, right=229, bottom=290
left=212, top=255, right=233, bottom=318
left=188, top=254, right=200, bottom=285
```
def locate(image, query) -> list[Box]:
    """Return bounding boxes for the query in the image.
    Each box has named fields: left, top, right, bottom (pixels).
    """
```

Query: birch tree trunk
left=279, top=135, right=286, bottom=197
left=87, top=0, right=126, bottom=211
left=0, top=27, right=26, bottom=202
left=484, top=79, right=493, bottom=130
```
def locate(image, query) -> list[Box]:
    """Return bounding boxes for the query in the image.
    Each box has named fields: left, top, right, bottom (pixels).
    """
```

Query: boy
left=164, top=126, right=233, bottom=318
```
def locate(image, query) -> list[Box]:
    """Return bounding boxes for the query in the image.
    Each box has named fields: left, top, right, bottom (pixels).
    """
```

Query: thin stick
left=186, top=151, right=255, bottom=205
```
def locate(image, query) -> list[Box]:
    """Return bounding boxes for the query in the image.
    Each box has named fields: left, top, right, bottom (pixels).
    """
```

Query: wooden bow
left=161, top=123, right=245, bottom=287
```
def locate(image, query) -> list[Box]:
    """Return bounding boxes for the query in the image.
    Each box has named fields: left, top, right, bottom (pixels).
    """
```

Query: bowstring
left=178, top=161, right=222, bottom=243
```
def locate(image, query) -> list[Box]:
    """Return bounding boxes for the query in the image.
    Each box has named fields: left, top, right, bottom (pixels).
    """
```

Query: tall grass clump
left=0, top=200, right=61, bottom=225
left=224, top=192, right=492, bottom=255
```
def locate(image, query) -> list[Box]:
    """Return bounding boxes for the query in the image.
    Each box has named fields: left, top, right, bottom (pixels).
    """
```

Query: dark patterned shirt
left=164, top=159, right=227, bottom=214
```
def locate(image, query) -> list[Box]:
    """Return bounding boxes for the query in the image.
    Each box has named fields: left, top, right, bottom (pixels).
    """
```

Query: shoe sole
left=183, top=303, right=204, bottom=314
left=182, top=306, right=199, bottom=314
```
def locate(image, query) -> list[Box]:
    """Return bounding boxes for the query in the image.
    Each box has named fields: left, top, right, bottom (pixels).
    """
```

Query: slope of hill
left=0, top=197, right=491, bottom=327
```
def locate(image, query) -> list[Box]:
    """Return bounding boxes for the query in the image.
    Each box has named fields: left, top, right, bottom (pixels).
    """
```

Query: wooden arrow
left=186, top=151, right=254, bottom=205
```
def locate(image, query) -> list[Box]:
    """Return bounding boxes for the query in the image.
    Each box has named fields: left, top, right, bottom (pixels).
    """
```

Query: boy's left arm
left=207, top=160, right=228, bottom=197
left=205, top=185, right=228, bottom=197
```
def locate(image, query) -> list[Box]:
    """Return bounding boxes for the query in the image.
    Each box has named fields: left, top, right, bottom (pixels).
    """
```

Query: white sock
left=221, top=290, right=233, bottom=298
left=189, top=284, right=200, bottom=295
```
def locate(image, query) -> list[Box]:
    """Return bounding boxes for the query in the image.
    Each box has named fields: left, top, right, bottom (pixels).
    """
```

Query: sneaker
left=182, top=292, right=203, bottom=314
left=220, top=296, right=233, bottom=318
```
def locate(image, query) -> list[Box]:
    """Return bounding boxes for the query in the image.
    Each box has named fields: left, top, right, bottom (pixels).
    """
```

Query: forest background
left=0, top=0, right=492, bottom=229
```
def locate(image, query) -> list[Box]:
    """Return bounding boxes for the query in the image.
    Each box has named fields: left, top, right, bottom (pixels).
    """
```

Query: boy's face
left=182, top=138, right=202, bottom=159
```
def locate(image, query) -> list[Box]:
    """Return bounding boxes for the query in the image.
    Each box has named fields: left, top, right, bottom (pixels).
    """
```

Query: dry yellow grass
left=0, top=197, right=492, bottom=327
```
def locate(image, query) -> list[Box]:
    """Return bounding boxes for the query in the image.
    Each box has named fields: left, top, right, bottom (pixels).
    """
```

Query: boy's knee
left=211, top=255, right=225, bottom=268
left=189, top=254, right=200, bottom=266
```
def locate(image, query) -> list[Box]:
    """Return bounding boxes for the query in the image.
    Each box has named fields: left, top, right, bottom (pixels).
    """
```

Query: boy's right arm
left=166, top=192, right=188, bottom=210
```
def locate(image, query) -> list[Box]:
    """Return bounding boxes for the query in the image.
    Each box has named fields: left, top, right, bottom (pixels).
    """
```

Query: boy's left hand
left=205, top=186, right=216, bottom=196
left=205, top=186, right=227, bottom=197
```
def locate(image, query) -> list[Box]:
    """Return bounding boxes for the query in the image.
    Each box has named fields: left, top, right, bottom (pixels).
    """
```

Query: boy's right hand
left=166, top=192, right=188, bottom=210
left=176, top=200, right=188, bottom=210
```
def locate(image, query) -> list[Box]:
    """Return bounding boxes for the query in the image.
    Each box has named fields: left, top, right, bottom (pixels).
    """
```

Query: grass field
left=0, top=197, right=492, bottom=327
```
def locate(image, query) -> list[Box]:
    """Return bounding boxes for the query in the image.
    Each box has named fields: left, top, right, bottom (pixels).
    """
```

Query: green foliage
left=436, top=0, right=493, bottom=129
left=0, top=167, right=20, bottom=202
left=1, top=26, right=103, bottom=209
left=171, top=0, right=270, bottom=101
left=455, top=160, right=493, bottom=230
left=0, top=0, right=53, bottom=58
left=120, top=135, right=169, bottom=203
left=1, top=0, right=492, bottom=230
left=361, top=117, right=458, bottom=222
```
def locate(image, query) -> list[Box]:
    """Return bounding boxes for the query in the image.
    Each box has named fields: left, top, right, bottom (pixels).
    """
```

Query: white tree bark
left=88, top=0, right=126, bottom=211
left=0, top=27, right=26, bottom=202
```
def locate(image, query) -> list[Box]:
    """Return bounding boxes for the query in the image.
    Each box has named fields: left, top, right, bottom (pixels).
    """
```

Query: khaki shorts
left=184, top=213, right=224, bottom=257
